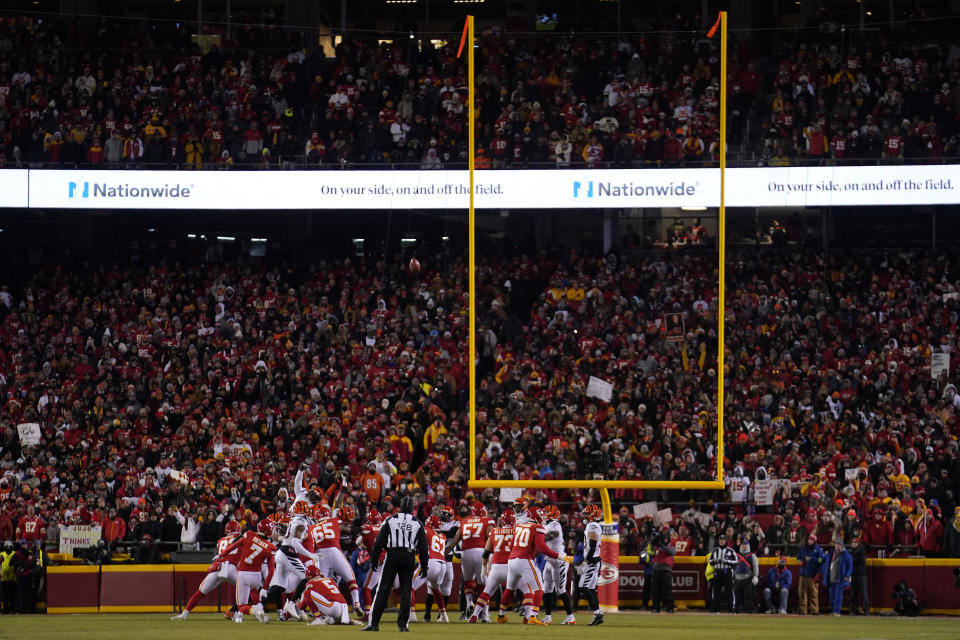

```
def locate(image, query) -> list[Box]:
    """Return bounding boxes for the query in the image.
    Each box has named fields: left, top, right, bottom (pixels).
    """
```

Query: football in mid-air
left=409, top=257, right=421, bottom=274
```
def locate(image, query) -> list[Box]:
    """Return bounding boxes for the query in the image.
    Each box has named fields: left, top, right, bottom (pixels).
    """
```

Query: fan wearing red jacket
left=298, top=567, right=356, bottom=625
left=499, top=506, right=570, bottom=624
left=862, top=510, right=893, bottom=555
left=171, top=521, right=244, bottom=621
left=443, top=503, right=494, bottom=612
left=303, top=505, right=363, bottom=615
left=216, top=525, right=277, bottom=623
left=470, top=511, right=515, bottom=623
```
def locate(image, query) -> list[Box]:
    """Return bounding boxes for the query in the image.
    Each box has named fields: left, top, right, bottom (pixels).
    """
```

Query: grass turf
left=2, top=612, right=956, bottom=640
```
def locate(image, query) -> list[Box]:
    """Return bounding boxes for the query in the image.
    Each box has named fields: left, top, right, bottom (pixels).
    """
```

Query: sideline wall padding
left=45, top=557, right=960, bottom=614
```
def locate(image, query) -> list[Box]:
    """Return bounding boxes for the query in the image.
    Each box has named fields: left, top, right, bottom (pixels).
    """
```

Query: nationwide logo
left=573, top=179, right=698, bottom=198
left=68, top=180, right=193, bottom=200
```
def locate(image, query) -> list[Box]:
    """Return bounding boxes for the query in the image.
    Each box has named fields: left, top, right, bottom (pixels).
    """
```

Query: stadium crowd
left=0, top=13, right=959, bottom=170
left=0, top=240, right=958, bottom=573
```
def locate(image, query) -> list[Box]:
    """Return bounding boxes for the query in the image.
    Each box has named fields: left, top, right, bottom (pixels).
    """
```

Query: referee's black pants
left=371, top=550, right=416, bottom=630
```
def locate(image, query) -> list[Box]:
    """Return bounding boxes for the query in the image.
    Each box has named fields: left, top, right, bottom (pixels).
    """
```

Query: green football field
left=3, top=612, right=957, bottom=640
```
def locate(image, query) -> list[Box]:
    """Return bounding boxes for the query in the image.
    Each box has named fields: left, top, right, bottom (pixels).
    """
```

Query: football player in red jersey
left=298, top=566, right=358, bottom=625
left=470, top=509, right=515, bottom=623
left=171, top=520, right=244, bottom=621
left=422, top=504, right=457, bottom=622
left=500, top=506, right=571, bottom=624
left=410, top=515, right=451, bottom=622
left=444, top=502, right=494, bottom=615
left=215, top=527, right=277, bottom=623
left=303, top=505, right=364, bottom=616
left=357, top=509, right=384, bottom=616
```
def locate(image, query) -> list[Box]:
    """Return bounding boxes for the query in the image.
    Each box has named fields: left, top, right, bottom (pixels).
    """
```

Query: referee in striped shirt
left=363, top=496, right=429, bottom=632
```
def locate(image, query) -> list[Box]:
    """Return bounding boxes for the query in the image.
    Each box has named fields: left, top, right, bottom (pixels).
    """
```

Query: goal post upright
left=716, top=9, right=728, bottom=487
left=467, top=13, right=478, bottom=487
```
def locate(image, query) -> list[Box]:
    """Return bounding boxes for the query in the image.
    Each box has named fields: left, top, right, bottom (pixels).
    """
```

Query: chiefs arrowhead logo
left=597, top=562, right=619, bottom=586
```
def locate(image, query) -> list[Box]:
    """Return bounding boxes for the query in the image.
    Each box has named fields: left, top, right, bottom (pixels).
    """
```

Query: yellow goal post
left=464, top=13, right=731, bottom=509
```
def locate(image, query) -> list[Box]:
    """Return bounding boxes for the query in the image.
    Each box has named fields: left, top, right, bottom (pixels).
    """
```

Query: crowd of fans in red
left=0, top=240, right=959, bottom=562
left=0, top=13, right=959, bottom=169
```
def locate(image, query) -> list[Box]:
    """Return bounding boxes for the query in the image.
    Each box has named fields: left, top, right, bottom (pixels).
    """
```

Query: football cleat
left=437, top=611, right=449, bottom=623
left=282, top=599, right=300, bottom=621
left=542, top=615, right=552, bottom=625
left=308, top=617, right=326, bottom=626
left=562, top=615, right=576, bottom=625
left=223, top=610, right=234, bottom=620
left=252, top=604, right=270, bottom=624
left=408, top=610, right=417, bottom=623
left=468, top=615, right=478, bottom=624
left=232, top=611, right=243, bottom=624
left=496, top=614, right=508, bottom=624
left=588, top=613, right=604, bottom=626
left=170, top=611, right=188, bottom=621
left=527, top=617, right=545, bottom=625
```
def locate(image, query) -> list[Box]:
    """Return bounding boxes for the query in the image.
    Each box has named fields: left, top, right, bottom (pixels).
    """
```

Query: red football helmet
left=313, top=504, right=333, bottom=520
left=366, top=508, right=382, bottom=525
left=224, top=520, right=242, bottom=536
left=427, top=515, right=441, bottom=530
left=499, top=509, right=516, bottom=527
left=526, top=506, right=544, bottom=524
left=305, top=565, right=322, bottom=580
left=256, top=519, right=273, bottom=537
left=472, top=502, right=487, bottom=518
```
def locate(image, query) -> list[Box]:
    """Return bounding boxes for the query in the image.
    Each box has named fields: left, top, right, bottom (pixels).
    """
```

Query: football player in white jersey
left=261, top=513, right=318, bottom=622
left=580, top=504, right=604, bottom=626
left=541, top=505, right=576, bottom=625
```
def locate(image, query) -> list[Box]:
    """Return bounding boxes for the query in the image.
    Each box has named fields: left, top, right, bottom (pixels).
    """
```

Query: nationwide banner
left=2, top=164, right=958, bottom=210
left=0, top=170, right=28, bottom=208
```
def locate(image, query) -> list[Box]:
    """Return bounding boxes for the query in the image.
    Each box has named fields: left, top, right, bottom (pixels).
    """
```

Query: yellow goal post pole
left=468, top=13, right=477, bottom=486
left=599, top=488, right=613, bottom=524
left=716, top=10, right=727, bottom=486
